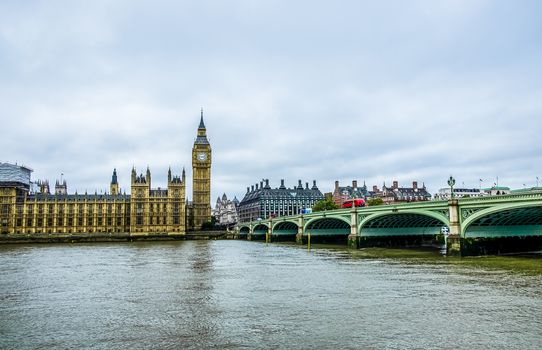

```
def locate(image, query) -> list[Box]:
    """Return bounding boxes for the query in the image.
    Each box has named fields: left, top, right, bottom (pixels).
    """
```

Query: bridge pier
left=246, top=224, right=254, bottom=241
left=295, top=215, right=304, bottom=244
left=446, top=199, right=462, bottom=256
left=347, top=206, right=359, bottom=249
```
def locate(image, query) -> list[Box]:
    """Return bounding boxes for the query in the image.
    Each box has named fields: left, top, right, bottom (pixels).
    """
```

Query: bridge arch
left=303, top=217, right=351, bottom=243
left=461, top=202, right=542, bottom=238
left=358, top=210, right=449, bottom=241
left=239, top=225, right=250, bottom=234
left=272, top=220, right=299, bottom=231
left=238, top=225, right=250, bottom=239
left=271, top=221, right=299, bottom=241
left=250, top=223, right=269, bottom=241
left=304, top=216, right=351, bottom=231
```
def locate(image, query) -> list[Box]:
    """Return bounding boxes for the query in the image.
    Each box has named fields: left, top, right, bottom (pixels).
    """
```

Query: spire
left=111, top=168, right=118, bottom=184
left=168, top=166, right=172, bottom=183
left=199, top=108, right=206, bottom=129
left=182, top=167, right=186, bottom=180
left=194, top=109, right=209, bottom=144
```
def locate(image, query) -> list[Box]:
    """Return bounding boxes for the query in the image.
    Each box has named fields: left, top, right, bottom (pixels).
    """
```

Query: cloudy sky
left=1, top=0, right=541, bottom=201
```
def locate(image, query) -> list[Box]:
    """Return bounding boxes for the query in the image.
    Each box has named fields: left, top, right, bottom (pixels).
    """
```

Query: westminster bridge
left=237, top=191, right=542, bottom=255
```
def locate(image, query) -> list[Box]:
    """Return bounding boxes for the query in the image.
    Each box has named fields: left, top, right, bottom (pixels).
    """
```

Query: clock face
left=197, top=152, right=207, bottom=162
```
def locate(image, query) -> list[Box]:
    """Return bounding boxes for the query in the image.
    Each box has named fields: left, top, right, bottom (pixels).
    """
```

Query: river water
left=1, top=240, right=541, bottom=349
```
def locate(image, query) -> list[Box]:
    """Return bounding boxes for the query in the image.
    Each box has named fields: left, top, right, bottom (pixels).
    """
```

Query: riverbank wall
left=0, top=231, right=234, bottom=244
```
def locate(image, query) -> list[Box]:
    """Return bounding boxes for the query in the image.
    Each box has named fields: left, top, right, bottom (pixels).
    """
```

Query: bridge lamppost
left=448, top=176, right=456, bottom=199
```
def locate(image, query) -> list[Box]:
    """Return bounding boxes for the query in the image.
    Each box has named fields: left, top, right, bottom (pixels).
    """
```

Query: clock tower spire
left=191, top=108, right=212, bottom=230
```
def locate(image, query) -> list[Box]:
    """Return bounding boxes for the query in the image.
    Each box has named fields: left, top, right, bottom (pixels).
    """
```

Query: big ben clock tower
left=192, top=108, right=212, bottom=229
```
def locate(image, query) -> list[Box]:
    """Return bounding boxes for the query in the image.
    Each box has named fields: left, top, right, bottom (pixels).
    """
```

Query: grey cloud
left=1, top=0, right=541, bottom=201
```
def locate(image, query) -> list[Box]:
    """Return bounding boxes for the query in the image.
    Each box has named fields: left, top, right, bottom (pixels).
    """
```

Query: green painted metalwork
left=362, top=227, right=441, bottom=237
left=238, top=191, right=542, bottom=240
left=304, top=229, right=350, bottom=236
left=465, top=226, right=542, bottom=238
left=253, top=224, right=268, bottom=232
left=362, top=213, right=444, bottom=228
left=358, top=210, right=449, bottom=233
left=461, top=207, right=486, bottom=220
left=273, top=230, right=297, bottom=236
left=305, top=217, right=350, bottom=231
left=463, top=205, right=542, bottom=237
left=273, top=221, right=298, bottom=231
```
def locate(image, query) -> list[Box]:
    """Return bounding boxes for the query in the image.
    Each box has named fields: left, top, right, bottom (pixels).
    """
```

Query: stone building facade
left=368, top=181, right=431, bottom=204
left=332, top=180, right=368, bottom=206
left=238, top=179, right=324, bottom=222
left=0, top=113, right=212, bottom=235
left=213, top=194, right=239, bottom=226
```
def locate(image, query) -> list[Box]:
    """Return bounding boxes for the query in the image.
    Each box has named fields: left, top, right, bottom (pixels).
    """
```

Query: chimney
left=412, top=181, right=418, bottom=190
left=280, top=179, right=285, bottom=189
left=305, top=182, right=309, bottom=189
left=256, top=184, right=259, bottom=190
left=373, top=185, right=378, bottom=192
left=393, top=181, right=398, bottom=189
left=260, top=181, right=263, bottom=189
left=251, top=185, right=254, bottom=192
left=312, top=180, right=318, bottom=190
left=352, top=180, right=358, bottom=188
left=298, top=179, right=302, bottom=189
left=335, top=180, right=339, bottom=190
left=265, top=179, right=270, bottom=188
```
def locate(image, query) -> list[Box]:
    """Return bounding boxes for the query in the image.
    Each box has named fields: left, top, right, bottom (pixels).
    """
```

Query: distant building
left=483, top=186, right=510, bottom=196
left=434, top=187, right=484, bottom=200
left=213, top=193, right=239, bottom=227
left=511, top=187, right=542, bottom=194
left=369, top=181, right=431, bottom=204
left=238, top=179, right=324, bottom=222
left=332, top=180, right=368, bottom=206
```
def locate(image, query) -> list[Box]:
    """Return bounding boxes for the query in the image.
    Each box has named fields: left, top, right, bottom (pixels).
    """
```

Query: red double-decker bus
left=341, top=198, right=366, bottom=208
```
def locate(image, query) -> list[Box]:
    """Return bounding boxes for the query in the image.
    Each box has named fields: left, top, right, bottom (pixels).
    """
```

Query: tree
left=312, top=198, right=339, bottom=212
left=367, top=197, right=384, bottom=206
left=201, top=216, right=217, bottom=231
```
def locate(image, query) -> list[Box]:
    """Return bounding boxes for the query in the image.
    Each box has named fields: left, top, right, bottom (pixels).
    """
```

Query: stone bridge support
left=347, top=206, right=358, bottom=248
left=446, top=199, right=461, bottom=256
left=247, top=223, right=254, bottom=241
left=295, top=215, right=304, bottom=244
left=267, top=218, right=273, bottom=242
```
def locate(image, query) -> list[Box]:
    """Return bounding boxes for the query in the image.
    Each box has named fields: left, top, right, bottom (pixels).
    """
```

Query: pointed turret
left=146, top=166, right=151, bottom=186
left=182, top=167, right=186, bottom=181
left=168, top=166, right=172, bottom=183
left=199, top=108, right=206, bottom=129
left=131, top=167, right=136, bottom=184
left=195, top=109, right=209, bottom=145
left=110, top=168, right=119, bottom=195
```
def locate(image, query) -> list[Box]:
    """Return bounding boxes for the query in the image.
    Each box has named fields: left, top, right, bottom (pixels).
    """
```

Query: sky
left=1, top=0, right=541, bottom=202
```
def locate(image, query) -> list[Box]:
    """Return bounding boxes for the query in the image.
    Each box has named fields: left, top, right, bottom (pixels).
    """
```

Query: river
left=1, top=240, right=541, bottom=349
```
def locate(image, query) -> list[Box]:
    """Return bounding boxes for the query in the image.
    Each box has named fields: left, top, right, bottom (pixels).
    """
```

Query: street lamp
left=447, top=176, right=456, bottom=199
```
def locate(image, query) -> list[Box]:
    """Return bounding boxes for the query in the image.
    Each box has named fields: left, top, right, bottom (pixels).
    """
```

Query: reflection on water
left=0, top=241, right=541, bottom=349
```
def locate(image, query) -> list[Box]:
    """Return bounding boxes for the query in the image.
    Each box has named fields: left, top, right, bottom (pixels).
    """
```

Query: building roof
left=335, top=185, right=368, bottom=198
left=381, top=185, right=432, bottom=199
left=28, top=193, right=131, bottom=201
left=240, top=180, right=323, bottom=204
left=482, top=186, right=510, bottom=191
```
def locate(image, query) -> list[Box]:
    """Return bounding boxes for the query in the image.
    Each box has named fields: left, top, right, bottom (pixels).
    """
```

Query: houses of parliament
left=0, top=112, right=212, bottom=235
